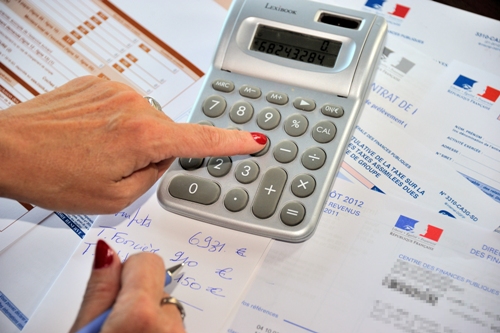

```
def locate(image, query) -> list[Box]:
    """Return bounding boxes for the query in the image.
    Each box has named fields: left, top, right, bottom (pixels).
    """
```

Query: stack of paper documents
left=0, top=0, right=498, bottom=332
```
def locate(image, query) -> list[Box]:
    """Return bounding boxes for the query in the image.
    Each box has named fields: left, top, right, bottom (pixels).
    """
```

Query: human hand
left=70, top=240, right=186, bottom=333
left=0, top=76, right=267, bottom=213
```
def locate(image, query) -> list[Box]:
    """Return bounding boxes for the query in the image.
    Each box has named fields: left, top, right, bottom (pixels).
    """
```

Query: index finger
left=154, top=122, right=268, bottom=159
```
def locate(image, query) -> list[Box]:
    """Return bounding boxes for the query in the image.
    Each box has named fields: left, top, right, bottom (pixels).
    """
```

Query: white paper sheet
left=364, top=38, right=445, bottom=130
left=0, top=199, right=52, bottom=252
left=0, top=213, right=82, bottom=332
left=21, top=187, right=271, bottom=333
left=224, top=178, right=500, bottom=333
left=404, top=61, right=500, bottom=203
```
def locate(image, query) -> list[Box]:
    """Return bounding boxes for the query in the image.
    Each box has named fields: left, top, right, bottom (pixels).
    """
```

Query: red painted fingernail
left=94, top=240, right=114, bottom=269
left=251, top=132, right=268, bottom=145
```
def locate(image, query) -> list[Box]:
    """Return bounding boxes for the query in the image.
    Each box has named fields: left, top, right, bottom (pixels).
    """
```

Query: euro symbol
left=236, top=248, right=247, bottom=257
left=215, top=267, right=233, bottom=280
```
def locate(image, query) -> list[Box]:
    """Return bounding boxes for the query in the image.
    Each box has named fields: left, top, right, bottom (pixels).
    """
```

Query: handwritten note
left=22, top=187, right=272, bottom=333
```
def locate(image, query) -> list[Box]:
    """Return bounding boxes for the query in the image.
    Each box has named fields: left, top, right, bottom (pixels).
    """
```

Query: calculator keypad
left=162, top=75, right=348, bottom=240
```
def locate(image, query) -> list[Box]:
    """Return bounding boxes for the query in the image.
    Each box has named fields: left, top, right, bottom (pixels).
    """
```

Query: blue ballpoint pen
left=76, top=263, right=184, bottom=333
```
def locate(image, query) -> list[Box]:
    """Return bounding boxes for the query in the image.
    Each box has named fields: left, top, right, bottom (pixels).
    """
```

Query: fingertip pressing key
left=250, top=133, right=270, bottom=157
left=251, top=132, right=268, bottom=145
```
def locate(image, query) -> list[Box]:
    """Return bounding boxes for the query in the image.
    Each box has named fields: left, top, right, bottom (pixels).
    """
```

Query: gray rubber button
left=257, top=107, right=281, bottom=130
left=224, top=188, right=249, bottom=212
left=207, top=157, right=232, bottom=177
left=321, top=104, right=344, bottom=118
left=291, top=174, right=316, bottom=198
left=229, top=101, right=254, bottom=124
left=266, top=91, right=288, bottom=105
left=301, top=147, right=326, bottom=170
left=312, top=120, right=337, bottom=143
left=273, top=141, right=298, bottom=163
left=179, top=158, right=204, bottom=170
left=235, top=160, right=260, bottom=184
left=251, top=137, right=270, bottom=157
left=280, top=202, right=305, bottom=226
left=239, top=85, right=261, bottom=99
left=212, top=79, right=234, bottom=92
left=168, top=175, right=220, bottom=205
left=198, top=120, right=214, bottom=126
left=202, top=95, right=226, bottom=118
left=284, top=114, right=308, bottom=137
left=252, top=168, right=287, bottom=219
left=293, top=97, right=316, bottom=111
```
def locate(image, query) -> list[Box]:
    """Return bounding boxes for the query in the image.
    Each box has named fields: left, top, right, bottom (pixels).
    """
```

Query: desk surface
left=433, top=0, right=500, bottom=20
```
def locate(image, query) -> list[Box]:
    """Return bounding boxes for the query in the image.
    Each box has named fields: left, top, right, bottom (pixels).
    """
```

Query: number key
left=207, top=157, right=232, bottom=177
left=229, top=101, right=254, bottom=124
left=257, top=107, right=281, bottom=130
left=168, top=175, right=220, bottom=205
left=202, top=95, right=226, bottom=117
left=235, top=160, right=259, bottom=184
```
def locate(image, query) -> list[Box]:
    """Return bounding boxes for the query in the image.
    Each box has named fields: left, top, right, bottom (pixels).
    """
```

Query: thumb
left=70, top=240, right=122, bottom=333
left=160, top=122, right=268, bottom=158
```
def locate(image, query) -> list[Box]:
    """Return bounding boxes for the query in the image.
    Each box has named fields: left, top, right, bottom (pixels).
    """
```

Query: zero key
left=168, top=174, right=220, bottom=205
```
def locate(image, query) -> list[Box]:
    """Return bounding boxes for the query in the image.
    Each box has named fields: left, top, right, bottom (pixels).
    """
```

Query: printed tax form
left=356, top=38, right=500, bottom=204
left=405, top=61, right=500, bottom=203
left=225, top=178, right=500, bottom=333
left=341, top=108, right=499, bottom=230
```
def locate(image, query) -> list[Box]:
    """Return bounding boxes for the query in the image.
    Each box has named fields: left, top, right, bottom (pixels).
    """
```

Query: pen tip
left=167, top=263, right=184, bottom=275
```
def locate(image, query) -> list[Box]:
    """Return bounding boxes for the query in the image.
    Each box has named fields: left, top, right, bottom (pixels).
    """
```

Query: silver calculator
left=157, top=0, right=387, bottom=242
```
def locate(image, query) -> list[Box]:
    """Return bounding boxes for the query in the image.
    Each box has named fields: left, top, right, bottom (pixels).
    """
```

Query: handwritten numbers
left=170, top=251, right=198, bottom=267
left=174, top=273, right=226, bottom=297
left=174, top=273, right=201, bottom=290
left=189, top=232, right=226, bottom=252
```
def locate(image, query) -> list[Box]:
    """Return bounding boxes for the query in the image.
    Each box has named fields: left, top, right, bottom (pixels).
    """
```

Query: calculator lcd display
left=250, top=25, right=341, bottom=68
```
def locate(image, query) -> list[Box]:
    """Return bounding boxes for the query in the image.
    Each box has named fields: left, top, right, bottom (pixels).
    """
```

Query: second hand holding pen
left=76, top=263, right=184, bottom=333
